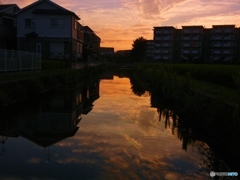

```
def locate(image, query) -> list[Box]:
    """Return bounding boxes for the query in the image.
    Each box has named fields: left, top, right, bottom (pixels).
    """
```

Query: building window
left=25, top=19, right=35, bottom=27
left=51, top=18, right=64, bottom=27
left=74, top=21, right=77, bottom=30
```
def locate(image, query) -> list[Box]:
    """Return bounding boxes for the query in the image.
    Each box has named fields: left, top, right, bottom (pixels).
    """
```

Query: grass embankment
left=0, top=60, right=107, bottom=107
left=132, top=63, right=240, bottom=106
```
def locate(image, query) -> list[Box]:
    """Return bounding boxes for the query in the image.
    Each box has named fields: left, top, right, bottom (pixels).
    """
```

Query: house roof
left=17, top=0, right=80, bottom=20
left=83, top=26, right=94, bottom=32
left=0, top=4, right=15, bottom=11
left=0, top=4, right=20, bottom=13
left=212, top=25, right=235, bottom=28
left=32, top=9, right=80, bottom=20
left=154, top=26, right=175, bottom=29
left=182, top=25, right=204, bottom=29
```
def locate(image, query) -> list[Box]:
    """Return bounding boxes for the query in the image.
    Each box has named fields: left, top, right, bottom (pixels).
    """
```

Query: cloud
left=124, top=0, right=189, bottom=19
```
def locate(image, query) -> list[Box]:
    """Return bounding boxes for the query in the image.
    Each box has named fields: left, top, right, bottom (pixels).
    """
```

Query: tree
left=131, top=37, right=147, bottom=62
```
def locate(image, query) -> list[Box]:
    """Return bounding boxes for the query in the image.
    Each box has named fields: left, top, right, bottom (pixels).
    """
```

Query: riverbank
left=132, top=63, right=240, bottom=106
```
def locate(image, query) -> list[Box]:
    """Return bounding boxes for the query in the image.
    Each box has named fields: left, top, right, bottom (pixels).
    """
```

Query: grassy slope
left=133, top=63, right=240, bottom=106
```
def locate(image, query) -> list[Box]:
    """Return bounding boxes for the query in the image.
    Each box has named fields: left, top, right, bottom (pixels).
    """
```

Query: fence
left=0, top=49, right=41, bottom=72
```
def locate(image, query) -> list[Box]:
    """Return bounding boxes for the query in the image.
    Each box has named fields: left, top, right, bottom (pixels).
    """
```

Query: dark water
left=0, top=74, right=237, bottom=179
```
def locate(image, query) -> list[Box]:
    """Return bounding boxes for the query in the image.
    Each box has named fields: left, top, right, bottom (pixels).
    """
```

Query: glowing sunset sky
left=3, top=0, right=240, bottom=51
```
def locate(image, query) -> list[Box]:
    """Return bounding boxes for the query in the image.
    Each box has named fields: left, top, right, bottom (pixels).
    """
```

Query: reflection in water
left=130, top=71, right=238, bottom=175
left=0, top=79, right=100, bottom=150
left=0, top=72, right=236, bottom=179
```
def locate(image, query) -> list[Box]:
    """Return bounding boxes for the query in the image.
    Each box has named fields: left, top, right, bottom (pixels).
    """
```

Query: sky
left=2, top=0, right=240, bottom=51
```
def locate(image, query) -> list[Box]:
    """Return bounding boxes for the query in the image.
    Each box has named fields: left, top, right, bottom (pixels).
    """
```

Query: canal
left=0, top=72, right=236, bottom=179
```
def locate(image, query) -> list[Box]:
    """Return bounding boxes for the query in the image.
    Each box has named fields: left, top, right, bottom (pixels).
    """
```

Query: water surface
left=0, top=76, right=217, bottom=179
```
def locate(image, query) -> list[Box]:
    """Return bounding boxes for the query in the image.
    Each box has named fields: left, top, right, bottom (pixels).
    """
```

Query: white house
left=16, top=0, right=84, bottom=60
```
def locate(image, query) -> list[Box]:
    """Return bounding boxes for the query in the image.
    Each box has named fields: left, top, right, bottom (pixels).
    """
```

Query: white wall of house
left=17, top=1, right=72, bottom=38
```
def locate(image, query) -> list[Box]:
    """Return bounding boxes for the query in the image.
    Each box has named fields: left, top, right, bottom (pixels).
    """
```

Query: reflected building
left=18, top=84, right=84, bottom=148
left=0, top=83, right=85, bottom=148
left=82, top=79, right=100, bottom=114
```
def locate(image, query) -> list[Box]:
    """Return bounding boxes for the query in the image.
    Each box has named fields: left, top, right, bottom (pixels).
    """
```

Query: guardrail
left=0, top=49, right=41, bottom=72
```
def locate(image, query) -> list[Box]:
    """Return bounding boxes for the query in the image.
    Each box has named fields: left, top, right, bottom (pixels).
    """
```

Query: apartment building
left=153, top=26, right=176, bottom=61
left=210, top=25, right=238, bottom=62
left=149, top=25, right=240, bottom=63
left=181, top=26, right=204, bottom=62
left=146, top=40, right=154, bottom=61
left=100, top=47, right=114, bottom=55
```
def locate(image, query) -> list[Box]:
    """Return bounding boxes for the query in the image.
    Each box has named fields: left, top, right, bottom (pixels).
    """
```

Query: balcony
left=192, top=36, right=201, bottom=40
left=155, top=37, right=162, bottom=41
left=182, top=30, right=191, bottom=34
left=211, top=36, right=222, bottom=40
left=163, top=30, right=172, bottom=34
left=211, top=50, right=221, bottom=54
left=212, top=29, right=222, bottom=33
left=224, top=29, right=234, bottom=33
left=212, top=28, right=234, bottom=33
left=182, top=43, right=190, bottom=47
left=182, top=36, right=191, bottom=40
left=163, top=50, right=170, bottom=53
left=223, top=50, right=232, bottom=54
left=212, top=43, right=222, bottom=47
left=224, top=36, right=234, bottom=40
left=163, top=37, right=172, bottom=40
left=223, top=43, right=233, bottom=47
left=162, top=44, right=170, bottom=47
left=192, top=30, right=202, bottom=33
left=192, top=50, right=199, bottom=54
left=182, top=50, right=190, bottom=54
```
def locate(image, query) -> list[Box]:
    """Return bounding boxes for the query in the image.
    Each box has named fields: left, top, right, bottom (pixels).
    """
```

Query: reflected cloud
left=123, top=134, right=142, bottom=149
left=0, top=75, right=228, bottom=179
